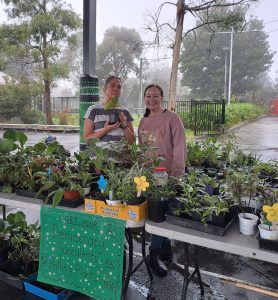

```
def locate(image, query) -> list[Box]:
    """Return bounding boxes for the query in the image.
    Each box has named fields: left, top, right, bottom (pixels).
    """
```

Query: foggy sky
left=0, top=0, right=277, bottom=80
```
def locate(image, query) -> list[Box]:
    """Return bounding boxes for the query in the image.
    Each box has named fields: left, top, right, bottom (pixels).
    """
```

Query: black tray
left=258, top=234, right=278, bottom=252
left=44, top=197, right=84, bottom=208
left=165, top=212, right=237, bottom=236
left=15, top=188, right=47, bottom=200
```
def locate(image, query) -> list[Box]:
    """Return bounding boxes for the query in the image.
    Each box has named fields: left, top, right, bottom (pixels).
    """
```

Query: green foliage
left=0, top=0, right=82, bottom=124
left=180, top=17, right=274, bottom=99
left=96, top=27, right=143, bottom=83
left=103, top=96, right=119, bottom=110
left=0, top=80, right=42, bottom=123
left=6, top=211, right=40, bottom=262
left=52, top=112, right=79, bottom=126
left=225, top=103, right=267, bottom=128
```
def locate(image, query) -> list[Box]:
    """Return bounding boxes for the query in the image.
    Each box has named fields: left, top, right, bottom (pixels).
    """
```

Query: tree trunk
left=44, top=80, right=53, bottom=125
left=168, top=0, right=185, bottom=111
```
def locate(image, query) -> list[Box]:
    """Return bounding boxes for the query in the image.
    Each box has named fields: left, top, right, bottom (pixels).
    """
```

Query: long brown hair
left=143, top=84, right=164, bottom=117
left=104, top=75, right=121, bottom=87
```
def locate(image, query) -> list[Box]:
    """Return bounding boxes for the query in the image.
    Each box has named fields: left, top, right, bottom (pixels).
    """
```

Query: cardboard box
left=84, top=199, right=148, bottom=222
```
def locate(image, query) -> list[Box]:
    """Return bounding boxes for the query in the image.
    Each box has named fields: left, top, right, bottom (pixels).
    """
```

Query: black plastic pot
left=9, top=259, right=22, bottom=275
left=211, top=212, right=226, bottom=227
left=168, top=198, right=184, bottom=215
left=109, top=112, right=119, bottom=124
left=148, top=198, right=169, bottom=223
left=190, top=211, right=202, bottom=222
left=127, top=196, right=146, bottom=205
left=0, top=240, right=9, bottom=264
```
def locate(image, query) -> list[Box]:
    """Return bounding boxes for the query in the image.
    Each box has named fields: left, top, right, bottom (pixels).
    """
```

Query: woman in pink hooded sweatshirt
left=138, top=84, right=186, bottom=277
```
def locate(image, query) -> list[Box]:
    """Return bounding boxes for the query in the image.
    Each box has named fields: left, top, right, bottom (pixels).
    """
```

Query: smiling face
left=103, top=77, right=122, bottom=101
left=144, top=86, right=163, bottom=112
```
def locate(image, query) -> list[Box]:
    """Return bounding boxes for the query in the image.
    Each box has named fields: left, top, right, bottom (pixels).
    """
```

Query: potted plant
left=225, top=169, right=260, bottom=235
left=6, top=211, right=40, bottom=276
left=255, top=160, right=278, bottom=185
left=36, top=167, right=84, bottom=208
left=258, top=203, right=278, bottom=241
left=147, top=181, right=176, bottom=223
left=0, top=218, right=9, bottom=264
left=76, top=171, right=97, bottom=196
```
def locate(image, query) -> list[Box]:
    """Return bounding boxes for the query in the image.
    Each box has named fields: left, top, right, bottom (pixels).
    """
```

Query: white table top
left=145, top=219, right=278, bottom=264
left=0, top=192, right=84, bottom=212
left=0, top=192, right=141, bottom=228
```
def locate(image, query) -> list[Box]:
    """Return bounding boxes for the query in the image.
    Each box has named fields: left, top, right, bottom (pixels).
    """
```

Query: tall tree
left=146, top=0, right=258, bottom=110
left=179, top=17, right=274, bottom=99
left=0, top=0, right=81, bottom=124
left=96, top=27, right=143, bottom=85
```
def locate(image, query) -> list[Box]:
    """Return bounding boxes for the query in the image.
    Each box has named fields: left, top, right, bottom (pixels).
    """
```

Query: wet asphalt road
left=0, top=116, right=278, bottom=299
left=226, top=116, right=278, bottom=162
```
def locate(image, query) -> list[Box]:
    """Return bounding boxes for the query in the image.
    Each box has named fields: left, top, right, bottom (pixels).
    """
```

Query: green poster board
left=38, top=206, right=125, bottom=300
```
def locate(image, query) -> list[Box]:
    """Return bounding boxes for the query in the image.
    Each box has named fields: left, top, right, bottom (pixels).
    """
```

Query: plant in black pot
left=202, top=194, right=229, bottom=227
left=225, top=169, right=260, bottom=235
left=147, top=181, right=176, bottom=223
left=6, top=211, right=40, bottom=276
left=0, top=218, right=9, bottom=264
left=170, top=170, right=208, bottom=220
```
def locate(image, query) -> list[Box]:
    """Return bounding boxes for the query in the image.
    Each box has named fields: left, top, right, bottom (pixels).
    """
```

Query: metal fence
left=162, top=100, right=225, bottom=135
left=47, top=97, right=225, bottom=136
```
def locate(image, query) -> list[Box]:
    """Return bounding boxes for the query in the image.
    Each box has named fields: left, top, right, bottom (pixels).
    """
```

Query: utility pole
left=223, top=47, right=229, bottom=101
left=227, top=27, right=234, bottom=106
left=139, top=58, right=143, bottom=109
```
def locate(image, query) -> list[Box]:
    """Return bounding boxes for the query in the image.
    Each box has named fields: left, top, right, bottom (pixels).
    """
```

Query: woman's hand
left=119, top=112, right=128, bottom=129
left=103, top=120, right=120, bottom=133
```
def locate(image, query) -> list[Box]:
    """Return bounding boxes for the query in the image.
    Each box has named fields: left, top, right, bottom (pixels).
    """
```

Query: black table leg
left=181, top=243, right=204, bottom=299
left=122, top=228, right=133, bottom=300
left=193, top=246, right=204, bottom=295
left=121, top=227, right=153, bottom=300
left=181, top=243, right=190, bottom=299
left=141, top=227, right=153, bottom=281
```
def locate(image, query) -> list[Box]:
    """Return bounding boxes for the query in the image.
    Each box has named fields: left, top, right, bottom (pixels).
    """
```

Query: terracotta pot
left=63, top=190, right=81, bottom=200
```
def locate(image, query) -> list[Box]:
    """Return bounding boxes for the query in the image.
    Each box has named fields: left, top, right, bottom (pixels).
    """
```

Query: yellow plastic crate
left=84, top=198, right=148, bottom=222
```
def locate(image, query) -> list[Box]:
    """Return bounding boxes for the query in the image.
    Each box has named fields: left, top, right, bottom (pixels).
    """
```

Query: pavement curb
left=225, top=114, right=270, bottom=133
left=0, top=123, right=79, bottom=133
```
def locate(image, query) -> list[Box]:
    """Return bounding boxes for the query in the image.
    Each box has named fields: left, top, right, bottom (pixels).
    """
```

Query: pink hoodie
left=138, top=110, right=186, bottom=177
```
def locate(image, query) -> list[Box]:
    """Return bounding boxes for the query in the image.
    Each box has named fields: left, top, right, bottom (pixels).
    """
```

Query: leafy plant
left=147, top=181, right=176, bottom=202
left=6, top=212, right=40, bottom=263
left=36, top=168, right=84, bottom=207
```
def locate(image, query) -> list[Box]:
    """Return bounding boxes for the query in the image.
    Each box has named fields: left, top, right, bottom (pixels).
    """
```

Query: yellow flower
left=134, top=176, right=149, bottom=192
left=263, top=203, right=278, bottom=222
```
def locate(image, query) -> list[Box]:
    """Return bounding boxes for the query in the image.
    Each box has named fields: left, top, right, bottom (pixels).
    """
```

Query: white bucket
left=105, top=199, right=122, bottom=206
left=248, top=198, right=262, bottom=211
left=83, top=186, right=91, bottom=195
left=126, top=219, right=145, bottom=228
left=238, top=213, right=259, bottom=236
left=258, top=223, right=278, bottom=240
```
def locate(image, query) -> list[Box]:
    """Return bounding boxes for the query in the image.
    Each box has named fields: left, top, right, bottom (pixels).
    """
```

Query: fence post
left=221, top=99, right=226, bottom=133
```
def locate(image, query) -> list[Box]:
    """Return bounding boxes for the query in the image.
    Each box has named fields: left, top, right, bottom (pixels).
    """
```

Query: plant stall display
left=165, top=170, right=238, bottom=236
